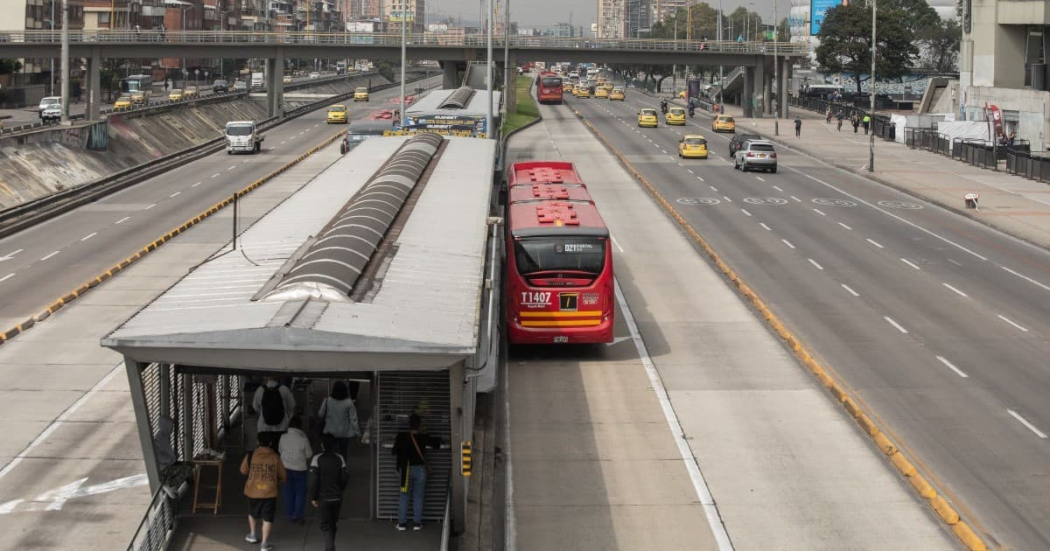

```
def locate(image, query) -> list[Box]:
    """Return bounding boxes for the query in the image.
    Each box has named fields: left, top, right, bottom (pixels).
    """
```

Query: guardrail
left=126, top=485, right=177, bottom=551
left=0, top=73, right=431, bottom=238
left=0, top=29, right=808, bottom=55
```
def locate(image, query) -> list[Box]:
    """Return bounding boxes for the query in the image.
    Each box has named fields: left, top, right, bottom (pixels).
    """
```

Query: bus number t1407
left=521, top=292, right=551, bottom=307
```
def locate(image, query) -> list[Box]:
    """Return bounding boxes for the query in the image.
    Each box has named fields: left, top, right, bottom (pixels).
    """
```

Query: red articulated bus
left=537, top=72, right=564, bottom=105
left=505, top=161, right=614, bottom=344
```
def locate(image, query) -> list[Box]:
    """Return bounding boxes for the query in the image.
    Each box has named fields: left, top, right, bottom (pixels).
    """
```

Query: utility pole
left=773, top=0, right=778, bottom=135
left=717, top=0, right=722, bottom=113
left=60, top=0, right=69, bottom=123
left=486, top=0, right=493, bottom=138
left=503, top=0, right=509, bottom=106
left=399, top=0, right=406, bottom=126
left=869, top=0, right=876, bottom=172
left=50, top=0, right=55, bottom=95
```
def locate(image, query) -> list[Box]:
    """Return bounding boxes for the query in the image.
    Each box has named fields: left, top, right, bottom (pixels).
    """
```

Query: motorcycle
left=688, top=105, right=695, bottom=118
left=660, top=100, right=669, bottom=114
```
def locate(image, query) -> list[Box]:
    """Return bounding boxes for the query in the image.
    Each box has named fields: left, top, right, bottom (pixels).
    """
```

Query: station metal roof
left=406, top=88, right=502, bottom=118
left=101, top=136, right=497, bottom=373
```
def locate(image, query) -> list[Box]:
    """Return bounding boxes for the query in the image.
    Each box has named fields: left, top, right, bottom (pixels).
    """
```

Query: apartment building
left=383, top=0, right=423, bottom=32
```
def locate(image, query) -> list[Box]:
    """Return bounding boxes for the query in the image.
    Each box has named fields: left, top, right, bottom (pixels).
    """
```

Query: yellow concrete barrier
left=931, top=495, right=960, bottom=525
left=909, top=473, right=937, bottom=499
left=873, top=432, right=897, bottom=455
left=890, top=452, right=916, bottom=477
left=952, top=522, right=988, bottom=551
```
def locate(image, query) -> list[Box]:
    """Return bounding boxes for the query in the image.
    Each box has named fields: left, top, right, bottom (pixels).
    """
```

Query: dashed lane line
left=740, top=209, right=752, bottom=217
left=116, top=217, right=130, bottom=224
left=813, top=208, right=826, bottom=216
left=942, top=283, right=969, bottom=298
left=866, top=238, right=884, bottom=249
left=781, top=239, right=796, bottom=249
left=997, top=314, right=1029, bottom=332
left=40, top=251, right=60, bottom=261
left=841, top=283, right=860, bottom=297
left=839, top=222, right=852, bottom=230
left=170, top=192, right=181, bottom=198
left=80, top=233, right=96, bottom=242
left=901, top=258, right=921, bottom=270
left=936, top=356, right=969, bottom=378
left=760, top=223, right=772, bottom=231
left=808, top=258, right=824, bottom=270
left=143, top=204, right=156, bottom=210
left=1007, top=410, right=1048, bottom=439
left=884, top=316, right=909, bottom=334
left=0, top=274, right=13, bottom=283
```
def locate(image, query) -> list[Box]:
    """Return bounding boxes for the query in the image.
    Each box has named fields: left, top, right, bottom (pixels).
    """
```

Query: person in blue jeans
left=278, top=417, right=313, bottom=524
left=392, top=414, right=442, bottom=531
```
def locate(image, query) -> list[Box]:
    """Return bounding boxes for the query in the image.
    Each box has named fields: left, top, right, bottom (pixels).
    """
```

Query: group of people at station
left=238, top=377, right=441, bottom=550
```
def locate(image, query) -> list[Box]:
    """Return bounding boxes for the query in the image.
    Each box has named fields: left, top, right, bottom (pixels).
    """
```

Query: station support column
left=779, top=57, right=792, bottom=119
left=449, top=361, right=467, bottom=533
left=763, top=61, right=773, bottom=116
left=743, top=66, right=754, bottom=118
left=753, top=60, right=766, bottom=119
left=266, top=48, right=285, bottom=118
left=87, top=47, right=101, bottom=121
left=125, top=359, right=163, bottom=492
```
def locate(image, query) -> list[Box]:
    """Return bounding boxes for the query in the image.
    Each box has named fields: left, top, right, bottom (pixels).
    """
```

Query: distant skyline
left=429, top=0, right=793, bottom=29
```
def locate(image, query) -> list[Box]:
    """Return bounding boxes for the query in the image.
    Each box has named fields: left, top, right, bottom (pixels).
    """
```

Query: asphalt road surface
left=567, top=85, right=1050, bottom=550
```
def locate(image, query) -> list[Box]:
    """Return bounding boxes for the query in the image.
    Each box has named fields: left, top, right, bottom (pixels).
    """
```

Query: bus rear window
left=541, top=77, right=562, bottom=87
left=514, top=237, right=606, bottom=276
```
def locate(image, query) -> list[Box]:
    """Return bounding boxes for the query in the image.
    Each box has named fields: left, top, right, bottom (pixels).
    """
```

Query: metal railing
left=0, top=29, right=808, bottom=54
left=126, top=485, right=177, bottom=551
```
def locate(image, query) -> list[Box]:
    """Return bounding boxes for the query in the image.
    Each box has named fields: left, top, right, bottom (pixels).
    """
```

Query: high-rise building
left=597, top=0, right=623, bottom=38
left=598, top=0, right=649, bottom=38
left=651, top=0, right=686, bottom=26
left=383, top=0, right=424, bottom=32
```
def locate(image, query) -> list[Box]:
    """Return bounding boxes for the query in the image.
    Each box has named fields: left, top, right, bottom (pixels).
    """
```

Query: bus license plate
left=553, top=336, right=569, bottom=343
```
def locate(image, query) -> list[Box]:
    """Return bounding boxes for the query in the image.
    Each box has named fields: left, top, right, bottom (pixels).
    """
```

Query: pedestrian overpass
left=101, top=133, right=501, bottom=550
left=0, top=30, right=803, bottom=120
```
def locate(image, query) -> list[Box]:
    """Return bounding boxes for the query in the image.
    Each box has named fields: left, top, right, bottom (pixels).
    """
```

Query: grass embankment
left=503, top=76, right=540, bottom=137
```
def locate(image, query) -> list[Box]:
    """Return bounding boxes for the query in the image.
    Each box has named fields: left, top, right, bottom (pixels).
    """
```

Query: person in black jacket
left=392, top=414, right=441, bottom=531
left=309, top=433, right=348, bottom=551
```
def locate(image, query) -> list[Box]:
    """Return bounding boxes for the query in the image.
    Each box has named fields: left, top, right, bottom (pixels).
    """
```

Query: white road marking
left=723, top=196, right=733, bottom=203
left=781, top=239, right=796, bottom=249
left=838, top=222, right=852, bottom=230
left=947, top=259, right=962, bottom=267
left=0, top=249, right=23, bottom=262
left=80, top=232, right=97, bottom=242
left=755, top=176, right=766, bottom=182
left=0, top=274, right=13, bottom=283
left=1000, top=266, right=1050, bottom=292
left=144, top=204, right=156, bottom=210
left=841, top=283, right=860, bottom=297
left=610, top=234, right=625, bottom=253
left=709, top=185, right=717, bottom=192
left=687, top=169, right=694, bottom=174
left=791, top=196, right=801, bottom=202
left=812, top=208, right=826, bottom=216
left=281, top=141, right=287, bottom=145
left=740, top=208, right=752, bottom=217
left=760, top=223, right=772, bottom=231
left=40, top=251, right=60, bottom=261
left=772, top=185, right=784, bottom=192
left=808, top=258, right=824, bottom=270
left=884, top=316, right=909, bottom=334
left=192, top=182, right=203, bottom=187
left=170, top=192, right=181, bottom=198
left=614, top=281, right=734, bottom=551
left=866, top=238, right=884, bottom=249
left=1008, top=410, right=1048, bottom=439
left=227, top=165, right=236, bottom=171
left=997, top=314, right=1029, bottom=332
left=210, top=173, right=220, bottom=178
left=901, top=258, right=921, bottom=270
left=790, top=168, right=990, bottom=261
left=116, top=217, right=130, bottom=224
left=936, top=356, right=969, bottom=378
left=942, top=283, right=968, bottom=298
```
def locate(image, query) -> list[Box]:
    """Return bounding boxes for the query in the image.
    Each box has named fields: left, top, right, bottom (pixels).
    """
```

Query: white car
left=734, top=140, right=778, bottom=173
left=309, top=72, right=321, bottom=79
left=38, top=96, right=61, bottom=115
left=40, top=104, right=63, bottom=122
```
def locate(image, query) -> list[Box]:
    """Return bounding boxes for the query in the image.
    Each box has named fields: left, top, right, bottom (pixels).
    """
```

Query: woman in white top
left=318, top=381, right=360, bottom=460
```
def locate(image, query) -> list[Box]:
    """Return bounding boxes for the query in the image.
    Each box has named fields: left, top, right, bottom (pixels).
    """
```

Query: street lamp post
left=49, top=0, right=55, bottom=96
left=60, top=0, right=69, bottom=123
left=717, top=0, right=723, bottom=113
left=399, top=0, right=406, bottom=126
left=773, top=0, right=778, bottom=135
left=486, top=0, right=493, bottom=139
left=869, top=0, right=876, bottom=172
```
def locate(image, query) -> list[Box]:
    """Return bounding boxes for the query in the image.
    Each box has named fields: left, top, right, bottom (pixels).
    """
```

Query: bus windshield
left=514, top=237, right=606, bottom=276
left=225, top=124, right=253, bottom=136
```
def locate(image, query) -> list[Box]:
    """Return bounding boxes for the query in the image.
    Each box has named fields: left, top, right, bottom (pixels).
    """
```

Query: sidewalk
left=710, top=100, right=1050, bottom=251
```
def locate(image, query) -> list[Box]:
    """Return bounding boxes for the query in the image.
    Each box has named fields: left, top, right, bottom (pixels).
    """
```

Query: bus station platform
left=102, top=134, right=501, bottom=550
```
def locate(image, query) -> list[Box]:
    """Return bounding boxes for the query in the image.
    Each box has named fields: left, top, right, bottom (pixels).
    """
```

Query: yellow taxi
left=130, top=90, right=148, bottom=105
left=326, top=104, right=348, bottom=124
left=283, top=75, right=293, bottom=84
left=603, top=82, right=614, bottom=92
left=563, top=81, right=574, bottom=94
left=595, top=87, right=609, bottom=99
left=113, top=95, right=133, bottom=110
left=610, top=88, right=625, bottom=101
left=679, top=135, right=709, bottom=158
left=575, top=85, right=591, bottom=98
left=678, top=90, right=687, bottom=99
left=712, top=114, right=736, bottom=133
left=168, top=89, right=183, bottom=101
left=183, top=87, right=198, bottom=99
left=638, top=108, right=659, bottom=128
left=354, top=87, right=370, bottom=102
left=666, top=106, right=687, bottom=125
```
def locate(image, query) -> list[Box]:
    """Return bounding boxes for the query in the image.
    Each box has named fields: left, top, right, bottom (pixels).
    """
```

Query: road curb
left=570, top=107, right=989, bottom=551
left=0, top=128, right=345, bottom=347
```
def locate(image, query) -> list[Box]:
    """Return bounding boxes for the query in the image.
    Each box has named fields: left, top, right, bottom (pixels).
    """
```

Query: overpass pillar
left=743, top=67, right=754, bottom=118
left=442, top=61, right=460, bottom=88
left=86, top=48, right=101, bottom=121
left=779, top=57, right=792, bottom=119
left=763, top=63, right=772, bottom=116
left=506, top=53, right=518, bottom=116
left=266, top=48, right=285, bottom=118
left=753, top=59, right=766, bottom=119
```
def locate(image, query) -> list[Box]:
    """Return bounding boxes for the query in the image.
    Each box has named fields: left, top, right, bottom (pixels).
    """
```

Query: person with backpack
left=317, top=381, right=360, bottom=461
left=253, top=376, right=296, bottom=448
left=241, top=432, right=286, bottom=551
left=309, top=433, right=349, bottom=551
left=392, top=414, right=441, bottom=531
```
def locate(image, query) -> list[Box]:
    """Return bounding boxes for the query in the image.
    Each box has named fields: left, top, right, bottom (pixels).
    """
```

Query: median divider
left=570, top=108, right=988, bottom=551
left=0, top=127, right=346, bottom=346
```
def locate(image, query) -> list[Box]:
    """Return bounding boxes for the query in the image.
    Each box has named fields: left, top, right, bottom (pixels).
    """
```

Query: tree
left=922, top=17, right=961, bottom=72
left=0, top=59, right=23, bottom=75
left=815, top=0, right=919, bottom=95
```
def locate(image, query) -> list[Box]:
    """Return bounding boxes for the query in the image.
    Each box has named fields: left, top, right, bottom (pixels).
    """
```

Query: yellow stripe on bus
left=521, top=320, right=602, bottom=327
left=519, top=310, right=602, bottom=318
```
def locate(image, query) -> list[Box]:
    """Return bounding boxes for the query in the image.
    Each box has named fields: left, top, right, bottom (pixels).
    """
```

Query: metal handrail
left=0, top=30, right=808, bottom=55
left=126, top=484, right=177, bottom=551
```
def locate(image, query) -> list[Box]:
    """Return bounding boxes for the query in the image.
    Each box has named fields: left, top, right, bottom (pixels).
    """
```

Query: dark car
left=729, top=132, right=761, bottom=157
left=212, top=79, right=229, bottom=93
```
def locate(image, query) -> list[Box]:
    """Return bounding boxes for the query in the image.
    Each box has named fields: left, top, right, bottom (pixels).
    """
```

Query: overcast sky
left=429, top=0, right=794, bottom=29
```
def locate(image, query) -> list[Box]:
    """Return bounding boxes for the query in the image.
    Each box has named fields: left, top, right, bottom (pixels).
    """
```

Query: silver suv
left=734, top=139, right=777, bottom=173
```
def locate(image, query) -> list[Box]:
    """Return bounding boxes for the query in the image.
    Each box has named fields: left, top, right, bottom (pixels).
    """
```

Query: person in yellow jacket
left=241, top=432, right=287, bottom=551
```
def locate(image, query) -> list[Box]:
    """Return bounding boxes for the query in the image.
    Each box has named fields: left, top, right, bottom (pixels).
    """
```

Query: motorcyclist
left=687, top=99, right=696, bottom=118
left=660, top=99, right=668, bottom=114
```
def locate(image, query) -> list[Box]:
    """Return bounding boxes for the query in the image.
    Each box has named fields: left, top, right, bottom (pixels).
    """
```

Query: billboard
left=810, top=0, right=843, bottom=35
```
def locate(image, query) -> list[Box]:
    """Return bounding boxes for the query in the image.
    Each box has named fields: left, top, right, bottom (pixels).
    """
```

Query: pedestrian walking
left=279, top=417, right=312, bottom=524
left=794, top=115, right=802, bottom=138
left=253, top=376, right=295, bottom=449
left=825, top=108, right=832, bottom=124
left=393, top=414, right=442, bottom=531
left=852, top=114, right=860, bottom=134
left=309, top=433, right=349, bottom=551
left=836, top=111, right=844, bottom=132
left=317, top=381, right=360, bottom=460
left=862, top=114, right=871, bottom=134
left=241, top=432, right=286, bottom=551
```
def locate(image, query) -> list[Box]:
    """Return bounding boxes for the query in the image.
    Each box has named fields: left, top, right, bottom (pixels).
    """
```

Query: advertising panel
left=810, top=0, right=843, bottom=35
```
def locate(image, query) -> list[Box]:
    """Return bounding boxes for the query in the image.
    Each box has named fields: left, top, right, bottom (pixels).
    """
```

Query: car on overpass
left=38, top=96, right=60, bottom=115
left=712, top=114, right=736, bottom=133
left=183, top=87, right=199, bottom=99
left=168, top=89, right=183, bottom=101
left=130, top=90, right=148, bottom=105
left=113, top=96, right=133, bottom=110
left=212, top=79, right=229, bottom=93
left=327, top=104, right=349, bottom=124
left=734, top=139, right=777, bottom=173
left=40, top=103, right=62, bottom=122
left=637, top=108, right=659, bottom=128
left=678, top=135, right=708, bottom=159
left=354, top=87, right=370, bottom=102
left=283, top=75, right=293, bottom=84
left=666, top=107, right=686, bottom=126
